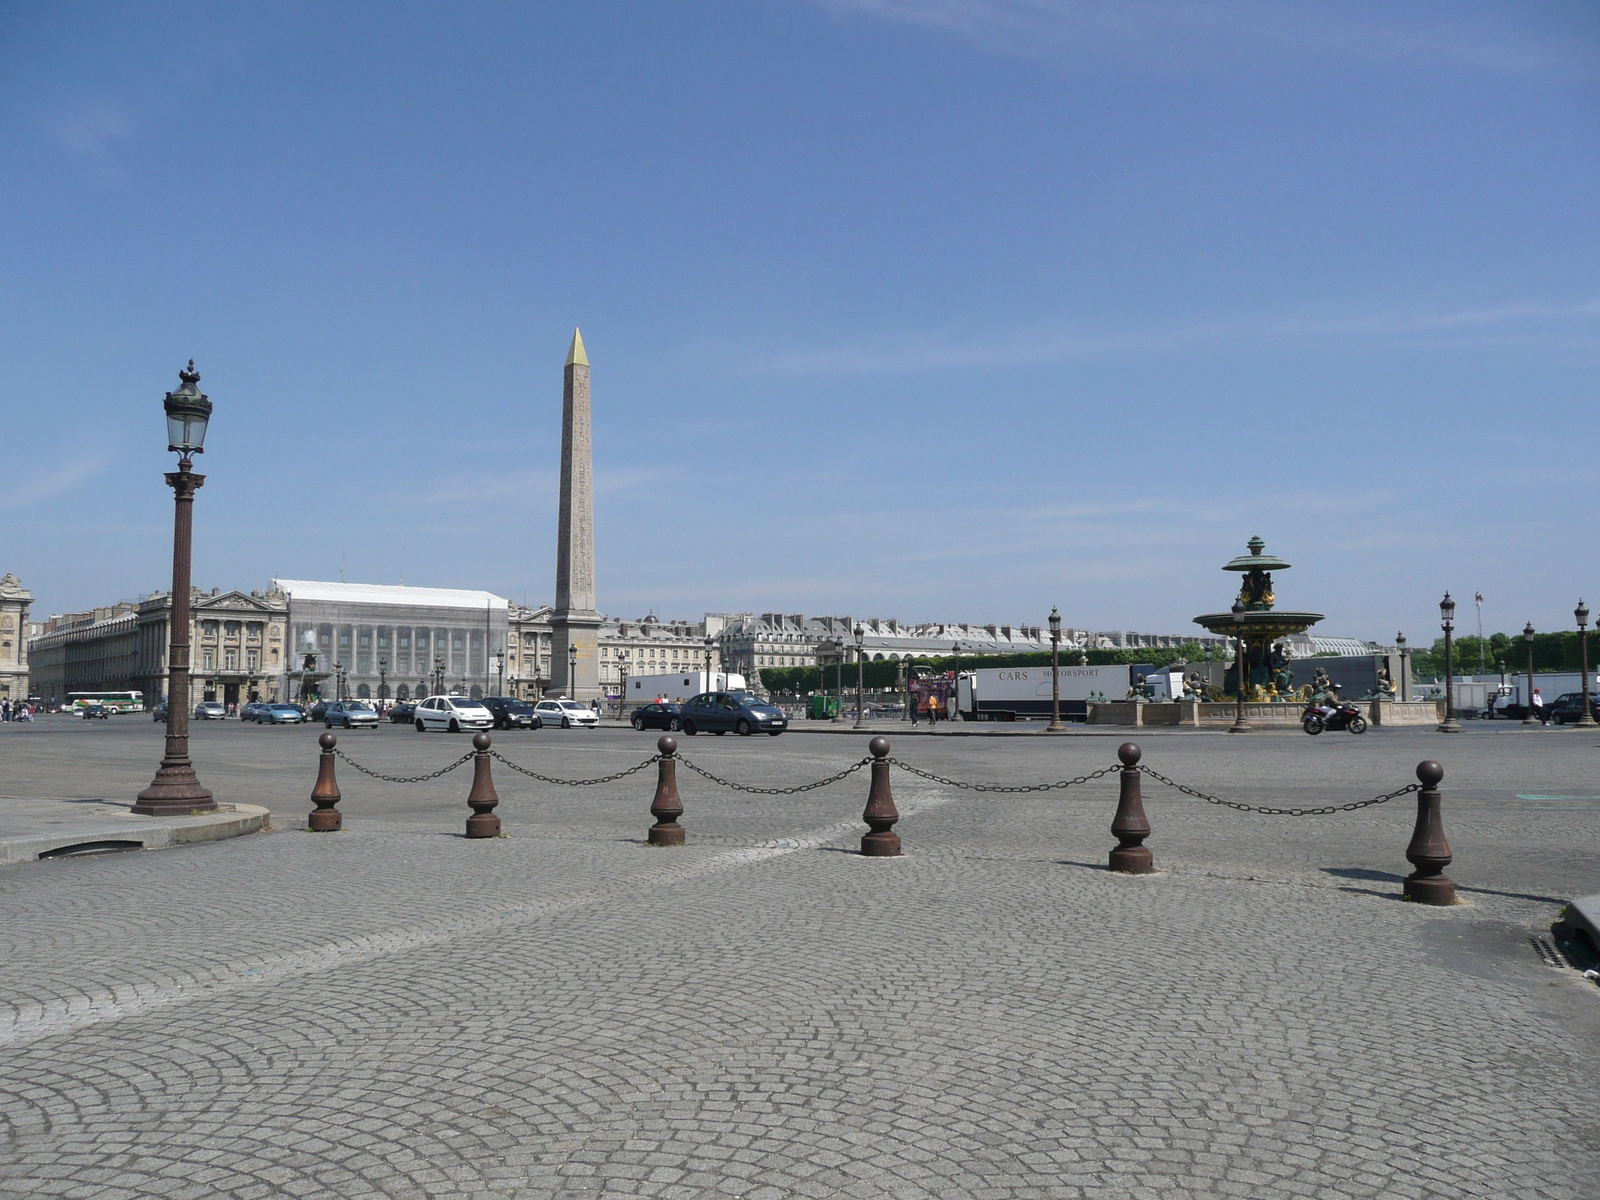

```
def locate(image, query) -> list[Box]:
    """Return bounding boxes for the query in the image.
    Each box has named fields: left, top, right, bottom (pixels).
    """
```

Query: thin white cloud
left=39, top=99, right=136, bottom=157
left=811, top=0, right=1568, bottom=74
left=13, top=451, right=111, bottom=506
left=749, top=297, right=1600, bottom=374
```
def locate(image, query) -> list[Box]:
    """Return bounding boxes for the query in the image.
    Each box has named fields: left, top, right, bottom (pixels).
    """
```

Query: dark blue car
left=678, top=692, right=787, bottom=737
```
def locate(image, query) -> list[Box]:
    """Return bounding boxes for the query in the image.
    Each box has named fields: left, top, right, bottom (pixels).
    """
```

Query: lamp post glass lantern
left=135, top=363, right=217, bottom=815
left=1047, top=606, right=1064, bottom=731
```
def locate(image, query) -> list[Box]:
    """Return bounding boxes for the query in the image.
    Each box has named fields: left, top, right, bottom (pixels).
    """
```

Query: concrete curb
left=0, top=804, right=270, bottom=865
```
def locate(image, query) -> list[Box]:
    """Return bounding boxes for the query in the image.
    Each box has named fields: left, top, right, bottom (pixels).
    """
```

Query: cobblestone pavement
left=2, top=716, right=1598, bottom=1199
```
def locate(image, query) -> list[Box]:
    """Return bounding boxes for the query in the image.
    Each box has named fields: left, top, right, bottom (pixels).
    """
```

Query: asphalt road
left=2, top=714, right=1598, bottom=1198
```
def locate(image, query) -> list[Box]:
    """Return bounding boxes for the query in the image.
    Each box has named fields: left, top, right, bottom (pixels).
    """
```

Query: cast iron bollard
left=1403, top=760, right=1455, bottom=904
left=648, top=735, right=685, bottom=846
left=1109, top=742, right=1153, bottom=874
left=860, top=736, right=901, bottom=856
left=464, top=731, right=501, bottom=838
left=308, top=731, right=342, bottom=832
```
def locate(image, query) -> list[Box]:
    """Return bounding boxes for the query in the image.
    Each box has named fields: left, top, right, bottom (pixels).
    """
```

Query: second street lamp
left=853, top=624, right=867, bottom=730
left=1047, top=606, right=1064, bottom=732
left=1576, top=601, right=1597, bottom=728
left=1395, top=632, right=1408, bottom=702
left=135, top=362, right=217, bottom=816
left=1522, top=621, right=1539, bottom=726
left=1438, top=593, right=1461, bottom=733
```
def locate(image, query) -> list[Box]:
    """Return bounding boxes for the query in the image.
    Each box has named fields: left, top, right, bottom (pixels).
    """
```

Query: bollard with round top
left=1109, top=742, right=1153, bottom=874
left=860, top=736, right=901, bottom=856
left=1403, top=760, right=1454, bottom=904
left=308, top=732, right=342, bottom=832
left=648, top=735, right=685, bottom=846
left=464, top=731, right=501, bottom=838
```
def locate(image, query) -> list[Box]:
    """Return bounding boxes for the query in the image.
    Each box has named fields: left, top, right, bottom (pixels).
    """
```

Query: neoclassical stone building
left=0, top=573, right=35, bottom=700
left=28, top=587, right=289, bottom=708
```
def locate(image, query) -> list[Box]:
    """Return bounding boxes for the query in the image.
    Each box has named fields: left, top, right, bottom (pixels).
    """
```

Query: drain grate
left=1530, top=934, right=1574, bottom=970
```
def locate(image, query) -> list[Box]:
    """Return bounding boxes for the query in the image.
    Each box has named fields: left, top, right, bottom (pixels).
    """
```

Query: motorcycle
left=1303, top=702, right=1367, bottom=735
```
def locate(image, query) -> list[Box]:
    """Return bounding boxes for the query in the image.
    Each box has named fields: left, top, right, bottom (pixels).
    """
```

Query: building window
left=247, top=650, right=259, bottom=670
left=202, top=650, right=214, bottom=670
left=225, top=650, right=237, bottom=670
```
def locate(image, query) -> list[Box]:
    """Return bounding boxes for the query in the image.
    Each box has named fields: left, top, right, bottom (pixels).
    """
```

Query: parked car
left=629, top=702, right=682, bottom=732
left=1547, top=692, right=1600, bottom=725
left=307, top=701, right=331, bottom=722
left=533, top=698, right=600, bottom=729
left=256, top=703, right=306, bottom=724
left=413, top=695, right=495, bottom=733
left=325, top=700, right=380, bottom=730
left=194, top=701, right=228, bottom=720
left=678, top=692, right=788, bottom=737
left=387, top=700, right=418, bottom=724
left=481, top=696, right=542, bottom=730
left=81, top=703, right=111, bottom=720
left=151, top=703, right=169, bottom=722
left=238, top=701, right=264, bottom=722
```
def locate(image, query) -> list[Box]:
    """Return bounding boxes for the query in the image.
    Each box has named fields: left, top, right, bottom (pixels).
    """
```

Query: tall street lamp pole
left=617, top=649, right=629, bottom=716
left=704, top=637, right=715, bottom=693
left=568, top=644, right=577, bottom=700
left=1522, top=621, right=1539, bottom=726
left=1395, top=632, right=1408, bottom=702
left=832, top=638, right=843, bottom=721
left=1047, top=606, right=1064, bottom=732
left=379, top=658, right=388, bottom=706
left=1229, top=634, right=1251, bottom=734
left=853, top=625, right=867, bottom=730
left=135, top=362, right=217, bottom=816
left=1577, top=601, right=1596, bottom=728
left=1438, top=593, right=1462, bottom=733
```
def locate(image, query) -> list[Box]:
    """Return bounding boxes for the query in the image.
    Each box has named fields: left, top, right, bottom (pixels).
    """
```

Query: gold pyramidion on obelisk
left=551, top=328, right=601, bottom=700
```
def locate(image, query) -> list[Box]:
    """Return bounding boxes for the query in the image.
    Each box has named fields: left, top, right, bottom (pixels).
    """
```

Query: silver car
left=534, top=699, right=600, bottom=729
left=194, top=701, right=227, bottom=720
left=325, top=700, right=380, bottom=730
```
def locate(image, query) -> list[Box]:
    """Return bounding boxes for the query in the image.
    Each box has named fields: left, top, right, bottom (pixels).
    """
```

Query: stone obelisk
left=550, top=328, right=601, bottom=701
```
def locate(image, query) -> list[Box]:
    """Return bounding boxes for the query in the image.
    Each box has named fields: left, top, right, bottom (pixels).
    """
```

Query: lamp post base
left=1521, top=716, right=1540, bottom=727
left=1436, top=717, right=1463, bottom=733
left=1045, top=719, right=1065, bottom=732
left=1576, top=715, right=1598, bottom=729
left=133, top=764, right=216, bottom=816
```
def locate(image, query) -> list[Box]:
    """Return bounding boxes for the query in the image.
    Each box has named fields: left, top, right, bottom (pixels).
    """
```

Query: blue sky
left=2, top=1, right=1596, bottom=643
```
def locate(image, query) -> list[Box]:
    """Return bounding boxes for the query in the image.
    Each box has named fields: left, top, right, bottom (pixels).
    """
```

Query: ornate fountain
left=1193, top=536, right=1323, bottom=700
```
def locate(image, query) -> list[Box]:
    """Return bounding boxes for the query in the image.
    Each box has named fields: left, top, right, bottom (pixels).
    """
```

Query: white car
left=413, top=695, right=494, bottom=733
left=534, top=699, right=600, bottom=729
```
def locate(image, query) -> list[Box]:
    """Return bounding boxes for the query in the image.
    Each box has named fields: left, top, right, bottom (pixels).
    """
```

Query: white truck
left=618, top=671, right=748, bottom=705
left=955, top=664, right=1131, bottom=722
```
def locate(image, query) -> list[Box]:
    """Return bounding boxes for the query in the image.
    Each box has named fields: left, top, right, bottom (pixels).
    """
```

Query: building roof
left=272, top=579, right=509, bottom=611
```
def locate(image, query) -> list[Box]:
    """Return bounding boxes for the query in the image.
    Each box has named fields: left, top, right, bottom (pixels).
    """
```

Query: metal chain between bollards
left=487, top=751, right=661, bottom=786
left=332, top=748, right=476, bottom=783
left=885, top=758, right=1121, bottom=793
left=1135, top=765, right=1421, bottom=816
left=676, top=755, right=873, bottom=795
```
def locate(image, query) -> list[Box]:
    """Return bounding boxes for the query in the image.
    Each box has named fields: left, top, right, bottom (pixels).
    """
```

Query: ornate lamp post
left=378, top=657, right=388, bottom=706
left=1395, top=632, right=1408, bottom=702
left=492, top=651, right=504, bottom=697
left=568, top=644, right=578, bottom=699
left=1229, top=630, right=1251, bottom=734
left=333, top=661, right=346, bottom=702
left=1047, top=606, right=1064, bottom=732
left=703, top=636, right=715, bottom=693
left=1576, top=602, right=1596, bottom=728
left=432, top=655, right=444, bottom=697
left=1522, top=621, right=1538, bottom=726
left=135, top=362, right=217, bottom=816
left=617, top=648, right=630, bottom=716
left=1438, top=593, right=1461, bottom=733
left=853, top=624, right=867, bottom=730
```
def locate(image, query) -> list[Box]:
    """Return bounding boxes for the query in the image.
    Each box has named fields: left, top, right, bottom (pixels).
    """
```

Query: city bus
left=67, top=690, right=144, bottom=714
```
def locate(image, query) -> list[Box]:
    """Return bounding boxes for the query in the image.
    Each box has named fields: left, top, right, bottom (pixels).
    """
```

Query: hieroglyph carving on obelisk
left=550, top=329, right=602, bottom=700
